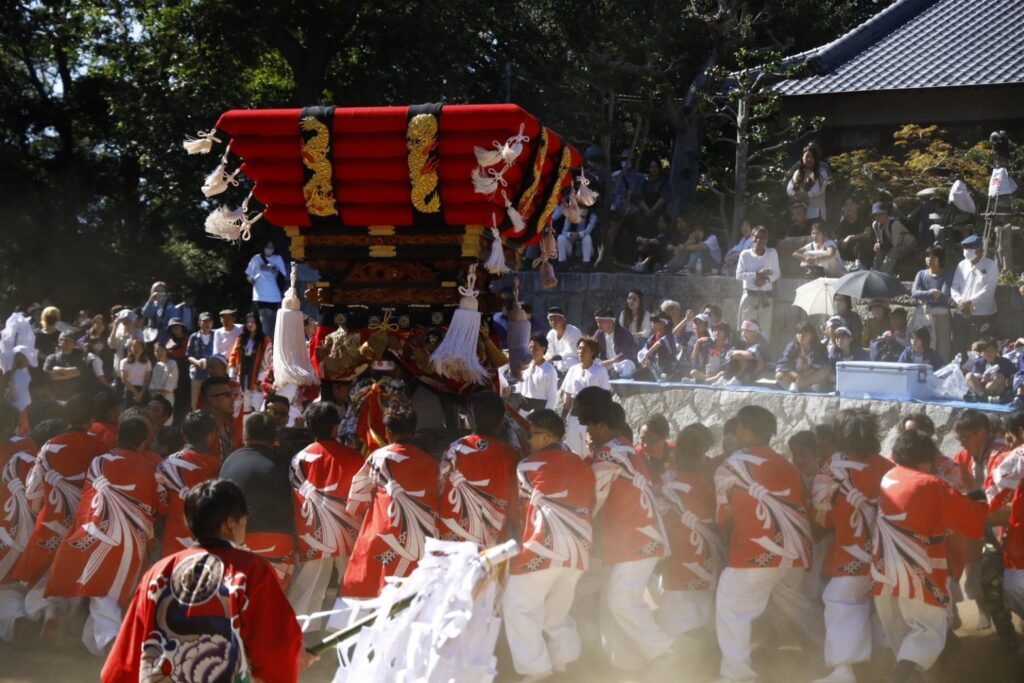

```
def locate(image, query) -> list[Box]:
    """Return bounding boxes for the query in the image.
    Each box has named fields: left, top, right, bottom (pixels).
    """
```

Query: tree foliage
left=0, top=0, right=890, bottom=314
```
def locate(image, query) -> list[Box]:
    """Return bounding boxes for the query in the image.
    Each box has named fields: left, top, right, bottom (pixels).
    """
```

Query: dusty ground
left=0, top=600, right=1018, bottom=683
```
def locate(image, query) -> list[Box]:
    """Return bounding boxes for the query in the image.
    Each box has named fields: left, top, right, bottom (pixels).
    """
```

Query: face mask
left=963, top=248, right=977, bottom=262
left=264, top=248, right=275, bottom=257
left=620, top=160, right=630, bottom=170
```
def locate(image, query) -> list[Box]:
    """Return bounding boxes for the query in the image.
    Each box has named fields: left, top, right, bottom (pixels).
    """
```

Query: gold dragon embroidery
left=406, top=113, right=441, bottom=214
left=300, top=116, right=338, bottom=217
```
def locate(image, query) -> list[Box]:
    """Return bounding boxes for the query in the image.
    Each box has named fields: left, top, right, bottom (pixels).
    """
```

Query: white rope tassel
left=430, top=266, right=489, bottom=384
left=471, top=166, right=507, bottom=197
left=484, top=219, right=510, bottom=275
left=201, top=152, right=242, bottom=197
left=274, top=264, right=317, bottom=388
left=576, top=173, right=598, bottom=207
left=182, top=128, right=220, bottom=155
left=500, top=123, right=530, bottom=165
left=470, top=123, right=530, bottom=197
left=204, top=192, right=261, bottom=242
left=474, top=142, right=504, bottom=168
left=503, top=190, right=526, bottom=234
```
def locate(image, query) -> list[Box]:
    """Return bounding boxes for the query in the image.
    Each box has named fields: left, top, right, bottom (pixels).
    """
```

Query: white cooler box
left=836, top=361, right=933, bottom=400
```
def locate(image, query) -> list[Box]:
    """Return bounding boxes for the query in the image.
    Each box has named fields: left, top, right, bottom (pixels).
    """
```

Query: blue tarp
left=610, top=379, right=1015, bottom=413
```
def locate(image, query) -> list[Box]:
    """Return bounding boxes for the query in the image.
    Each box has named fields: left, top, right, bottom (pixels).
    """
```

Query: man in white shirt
left=558, top=337, right=611, bottom=456
left=514, top=334, right=559, bottom=411
left=950, top=234, right=999, bottom=358
left=556, top=205, right=597, bottom=268
left=213, top=309, right=243, bottom=358
left=735, top=226, right=781, bottom=343
left=245, top=240, right=288, bottom=340
left=545, top=307, right=582, bottom=374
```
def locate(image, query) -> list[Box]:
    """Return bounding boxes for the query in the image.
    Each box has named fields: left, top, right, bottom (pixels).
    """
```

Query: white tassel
left=274, top=264, right=317, bottom=388
left=431, top=266, right=490, bottom=384
left=577, top=174, right=598, bottom=207
left=484, top=221, right=510, bottom=275
left=201, top=156, right=241, bottom=197
left=471, top=167, right=506, bottom=197
left=500, top=124, right=530, bottom=165
left=182, top=129, right=220, bottom=155
left=474, top=144, right=504, bottom=168
left=203, top=193, right=260, bottom=242
left=503, top=191, right=526, bottom=234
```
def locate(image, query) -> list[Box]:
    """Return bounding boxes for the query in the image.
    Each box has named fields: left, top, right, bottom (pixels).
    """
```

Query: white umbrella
left=792, top=277, right=837, bottom=316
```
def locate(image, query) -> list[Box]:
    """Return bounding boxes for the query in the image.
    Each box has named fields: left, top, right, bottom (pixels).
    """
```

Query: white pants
left=503, top=567, right=583, bottom=676
left=716, top=565, right=824, bottom=680
left=656, top=589, right=713, bottom=639
left=822, top=575, right=872, bottom=668
left=557, top=233, right=593, bottom=263
left=564, top=415, right=588, bottom=458
left=737, top=291, right=774, bottom=344
left=0, top=584, right=26, bottom=641
left=83, top=594, right=122, bottom=656
left=1003, top=568, right=1024, bottom=618
left=287, top=556, right=348, bottom=632
left=873, top=595, right=946, bottom=671
left=23, top=574, right=76, bottom=623
left=600, top=558, right=673, bottom=670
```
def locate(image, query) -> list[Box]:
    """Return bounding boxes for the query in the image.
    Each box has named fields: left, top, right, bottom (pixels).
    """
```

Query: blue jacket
left=595, top=323, right=637, bottom=365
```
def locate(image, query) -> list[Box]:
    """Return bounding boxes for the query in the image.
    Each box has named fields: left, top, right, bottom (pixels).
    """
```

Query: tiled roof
left=778, top=0, right=1024, bottom=96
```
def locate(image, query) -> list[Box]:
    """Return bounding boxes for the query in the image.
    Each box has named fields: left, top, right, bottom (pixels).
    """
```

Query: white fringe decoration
left=471, top=167, right=507, bottom=197
left=204, top=192, right=262, bottom=242
left=502, top=191, right=526, bottom=234
left=500, top=123, right=529, bottom=165
left=182, top=129, right=220, bottom=155
left=576, top=173, right=598, bottom=207
left=274, top=264, right=317, bottom=388
left=430, top=265, right=489, bottom=384
left=474, top=143, right=504, bottom=168
left=201, top=152, right=241, bottom=197
left=483, top=219, right=510, bottom=275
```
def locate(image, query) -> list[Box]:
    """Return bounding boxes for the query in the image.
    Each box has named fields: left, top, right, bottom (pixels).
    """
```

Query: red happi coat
left=811, top=452, right=893, bottom=577
left=45, top=448, right=163, bottom=604
left=871, top=465, right=988, bottom=608
left=511, top=445, right=595, bottom=574
left=88, top=421, right=118, bottom=452
left=0, top=437, right=38, bottom=583
left=11, top=429, right=107, bottom=585
left=591, top=436, right=669, bottom=565
left=154, top=448, right=222, bottom=557
left=986, top=445, right=1024, bottom=569
left=715, top=445, right=813, bottom=570
left=341, top=442, right=440, bottom=599
left=438, top=434, right=519, bottom=548
left=658, top=469, right=723, bottom=591
left=290, top=439, right=364, bottom=562
left=101, top=540, right=302, bottom=683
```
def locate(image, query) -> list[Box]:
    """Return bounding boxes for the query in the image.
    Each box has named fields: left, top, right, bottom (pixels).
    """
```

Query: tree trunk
left=669, top=108, right=701, bottom=219
left=732, top=97, right=749, bottom=243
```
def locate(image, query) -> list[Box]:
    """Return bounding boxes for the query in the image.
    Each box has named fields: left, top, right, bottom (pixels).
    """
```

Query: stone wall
left=611, top=382, right=1007, bottom=456
left=517, top=272, right=1024, bottom=354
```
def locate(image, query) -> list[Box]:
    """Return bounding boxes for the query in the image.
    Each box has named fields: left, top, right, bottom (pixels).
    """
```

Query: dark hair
left=243, top=412, right=278, bottom=443
left=609, top=402, right=631, bottom=441
left=788, top=430, right=818, bottom=456
left=912, top=326, right=931, bottom=349
left=979, top=336, right=998, bottom=351
left=184, top=479, right=249, bottom=539
left=736, top=405, right=776, bottom=441
left=0, top=405, right=20, bottom=435
left=833, top=408, right=880, bottom=459
left=752, top=226, right=769, bottom=240
left=675, top=423, right=714, bottom=468
left=529, top=332, right=549, bottom=350
left=527, top=409, right=566, bottom=439
left=642, top=414, right=671, bottom=439
left=181, top=410, right=217, bottom=446
left=63, top=393, right=96, bottom=427
left=795, top=143, right=824, bottom=190
left=240, top=311, right=265, bottom=346
left=795, top=321, right=817, bottom=336
left=148, top=394, right=173, bottom=419
left=891, top=308, right=907, bottom=321
left=94, top=389, right=123, bottom=420
left=30, top=418, right=66, bottom=446
left=263, top=394, right=289, bottom=410
left=153, top=426, right=185, bottom=457
left=925, top=245, right=945, bottom=267
left=621, top=290, right=647, bottom=335
left=703, top=304, right=722, bottom=320
left=117, top=416, right=151, bottom=450
left=814, top=423, right=835, bottom=446
left=903, top=411, right=935, bottom=437
left=577, top=336, right=600, bottom=356
left=1005, top=411, right=1024, bottom=437
left=469, top=392, right=506, bottom=435
left=383, top=408, right=417, bottom=438
left=304, top=402, right=340, bottom=441
left=891, top=430, right=937, bottom=468
left=954, top=408, right=990, bottom=434
left=200, top=376, right=231, bottom=398
left=26, top=399, right=63, bottom=430
left=573, top=386, right=614, bottom=424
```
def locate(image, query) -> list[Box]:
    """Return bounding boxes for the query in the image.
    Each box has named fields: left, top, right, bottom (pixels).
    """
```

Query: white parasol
left=792, top=277, right=837, bottom=316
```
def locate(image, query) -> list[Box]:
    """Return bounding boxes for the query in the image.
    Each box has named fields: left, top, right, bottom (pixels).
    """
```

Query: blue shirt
left=897, top=346, right=945, bottom=370
left=911, top=269, right=952, bottom=314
